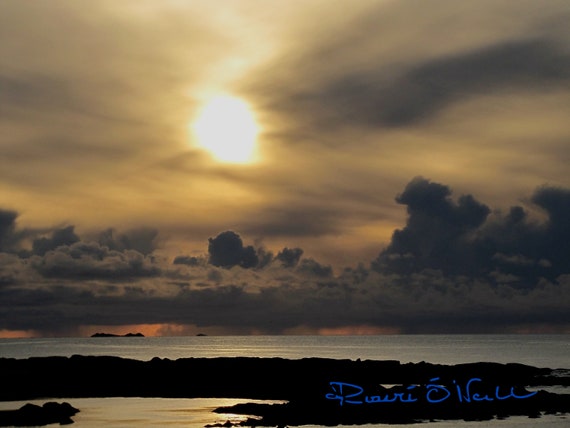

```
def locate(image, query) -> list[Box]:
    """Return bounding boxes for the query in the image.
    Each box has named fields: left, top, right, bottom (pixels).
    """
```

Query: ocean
left=0, top=335, right=568, bottom=427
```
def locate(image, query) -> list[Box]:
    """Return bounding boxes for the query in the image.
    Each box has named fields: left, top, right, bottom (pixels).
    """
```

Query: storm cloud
left=207, top=231, right=259, bottom=269
left=374, top=177, right=570, bottom=287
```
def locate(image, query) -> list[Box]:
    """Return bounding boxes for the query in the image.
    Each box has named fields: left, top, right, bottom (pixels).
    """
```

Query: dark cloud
left=185, top=233, right=307, bottom=271
left=252, top=38, right=570, bottom=134
left=349, top=39, right=570, bottom=127
left=1, top=266, right=568, bottom=335
left=0, top=221, right=164, bottom=283
left=296, top=258, right=333, bottom=278
left=0, top=253, right=22, bottom=287
left=373, top=176, right=490, bottom=275
left=1, top=181, right=568, bottom=334
left=98, top=227, right=159, bottom=256
left=0, top=208, right=18, bottom=250
left=276, top=247, right=303, bottom=268
left=255, top=247, right=274, bottom=269
left=31, top=241, right=160, bottom=280
left=373, top=177, right=570, bottom=286
left=531, top=185, right=570, bottom=266
left=481, top=185, right=570, bottom=281
left=172, top=255, right=202, bottom=266
left=208, top=231, right=259, bottom=269
left=32, top=226, right=80, bottom=256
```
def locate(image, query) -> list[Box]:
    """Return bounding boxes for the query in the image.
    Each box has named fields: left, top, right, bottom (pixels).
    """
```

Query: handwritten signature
left=325, top=378, right=538, bottom=406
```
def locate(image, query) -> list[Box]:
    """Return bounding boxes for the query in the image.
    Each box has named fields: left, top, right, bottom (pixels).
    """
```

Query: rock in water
left=0, top=402, right=79, bottom=426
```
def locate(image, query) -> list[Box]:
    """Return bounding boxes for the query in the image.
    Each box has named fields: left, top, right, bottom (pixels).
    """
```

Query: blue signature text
left=325, top=378, right=537, bottom=406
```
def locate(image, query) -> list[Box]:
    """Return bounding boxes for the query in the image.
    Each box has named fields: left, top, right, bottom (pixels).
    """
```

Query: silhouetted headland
left=0, top=357, right=567, bottom=426
left=90, top=332, right=144, bottom=337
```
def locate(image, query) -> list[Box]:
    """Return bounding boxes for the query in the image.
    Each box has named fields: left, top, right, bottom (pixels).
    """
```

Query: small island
left=90, top=332, right=145, bottom=338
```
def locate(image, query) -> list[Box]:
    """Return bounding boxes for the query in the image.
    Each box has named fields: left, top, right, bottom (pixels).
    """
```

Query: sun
left=192, top=95, right=259, bottom=164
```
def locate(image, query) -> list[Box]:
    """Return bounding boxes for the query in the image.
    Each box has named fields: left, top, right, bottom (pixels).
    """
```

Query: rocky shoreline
left=0, top=356, right=568, bottom=426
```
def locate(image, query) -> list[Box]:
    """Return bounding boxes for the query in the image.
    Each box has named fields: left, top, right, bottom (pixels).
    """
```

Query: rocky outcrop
left=0, top=356, right=567, bottom=425
left=0, top=402, right=79, bottom=426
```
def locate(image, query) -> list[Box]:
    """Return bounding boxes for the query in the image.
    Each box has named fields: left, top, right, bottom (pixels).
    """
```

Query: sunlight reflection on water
left=0, top=398, right=283, bottom=428
left=0, top=398, right=567, bottom=428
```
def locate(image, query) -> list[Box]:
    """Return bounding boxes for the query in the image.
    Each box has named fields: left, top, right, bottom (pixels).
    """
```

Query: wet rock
left=0, top=402, right=79, bottom=426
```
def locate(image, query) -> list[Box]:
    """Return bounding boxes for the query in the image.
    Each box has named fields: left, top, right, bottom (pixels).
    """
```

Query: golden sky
left=1, top=0, right=569, bottom=336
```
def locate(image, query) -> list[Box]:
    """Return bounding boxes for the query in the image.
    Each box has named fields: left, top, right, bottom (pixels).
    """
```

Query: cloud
left=531, top=185, right=570, bottom=268
left=208, top=231, right=258, bottom=269
left=320, top=40, right=570, bottom=128
left=32, top=226, right=80, bottom=256
left=1, top=0, right=569, bottom=336
left=30, top=241, right=161, bottom=280
left=1, top=262, right=568, bottom=335
left=1, top=179, right=569, bottom=335
left=296, top=258, right=333, bottom=278
left=276, top=247, right=303, bottom=268
left=0, top=253, right=26, bottom=287
left=0, top=183, right=570, bottom=335
left=0, top=222, right=163, bottom=282
left=0, top=72, right=96, bottom=119
left=97, top=228, right=159, bottom=256
left=373, top=176, right=490, bottom=275
left=172, top=255, right=202, bottom=266
left=258, top=39, right=570, bottom=134
left=373, top=177, right=570, bottom=286
left=0, top=208, right=18, bottom=251
left=0, top=0, right=241, bottom=203
left=240, top=202, right=354, bottom=238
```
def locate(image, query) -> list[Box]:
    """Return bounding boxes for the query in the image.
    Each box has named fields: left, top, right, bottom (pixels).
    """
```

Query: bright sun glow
left=192, top=96, right=259, bottom=164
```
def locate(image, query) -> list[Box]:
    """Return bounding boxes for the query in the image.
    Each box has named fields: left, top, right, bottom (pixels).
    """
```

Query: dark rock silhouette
left=0, top=402, right=79, bottom=426
left=90, top=332, right=144, bottom=337
left=214, top=388, right=568, bottom=426
left=0, top=356, right=567, bottom=426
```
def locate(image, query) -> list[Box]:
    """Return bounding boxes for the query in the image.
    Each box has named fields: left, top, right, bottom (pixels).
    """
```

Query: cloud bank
left=1, top=177, right=568, bottom=336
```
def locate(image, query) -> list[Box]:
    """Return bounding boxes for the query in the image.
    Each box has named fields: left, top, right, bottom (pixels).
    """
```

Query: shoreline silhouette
left=0, top=356, right=568, bottom=426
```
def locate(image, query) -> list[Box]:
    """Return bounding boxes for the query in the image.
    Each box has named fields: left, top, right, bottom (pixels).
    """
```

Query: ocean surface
left=1, top=335, right=568, bottom=427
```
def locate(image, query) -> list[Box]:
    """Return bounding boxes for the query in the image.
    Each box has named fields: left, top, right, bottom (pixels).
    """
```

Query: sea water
left=0, top=335, right=568, bottom=427
left=1, top=335, right=568, bottom=367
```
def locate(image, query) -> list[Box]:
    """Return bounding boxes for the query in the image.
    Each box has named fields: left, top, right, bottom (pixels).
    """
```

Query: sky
left=1, top=0, right=569, bottom=337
